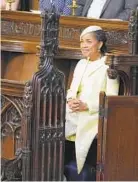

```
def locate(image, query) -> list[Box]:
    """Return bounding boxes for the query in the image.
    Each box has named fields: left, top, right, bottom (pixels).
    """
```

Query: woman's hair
left=93, top=30, right=107, bottom=55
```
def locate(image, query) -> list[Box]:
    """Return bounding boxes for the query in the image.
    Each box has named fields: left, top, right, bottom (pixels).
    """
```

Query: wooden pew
left=97, top=92, right=138, bottom=181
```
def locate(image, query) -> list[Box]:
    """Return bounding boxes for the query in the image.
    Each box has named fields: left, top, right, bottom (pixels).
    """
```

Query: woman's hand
left=67, top=98, right=88, bottom=112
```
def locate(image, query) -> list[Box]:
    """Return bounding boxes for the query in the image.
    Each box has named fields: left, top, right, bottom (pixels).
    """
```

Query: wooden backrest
left=1, top=10, right=129, bottom=55
left=97, top=92, right=138, bottom=181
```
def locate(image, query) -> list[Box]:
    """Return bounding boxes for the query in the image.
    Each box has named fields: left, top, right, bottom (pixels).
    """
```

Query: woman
left=65, top=26, right=119, bottom=180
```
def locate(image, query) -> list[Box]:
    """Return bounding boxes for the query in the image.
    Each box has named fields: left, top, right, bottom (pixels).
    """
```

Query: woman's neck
left=88, top=53, right=102, bottom=62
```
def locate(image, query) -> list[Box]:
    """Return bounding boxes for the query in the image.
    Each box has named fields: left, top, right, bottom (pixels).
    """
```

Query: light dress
left=65, top=57, right=119, bottom=173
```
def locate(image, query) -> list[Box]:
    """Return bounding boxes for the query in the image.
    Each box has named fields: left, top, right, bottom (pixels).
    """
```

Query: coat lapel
left=82, top=0, right=93, bottom=16
left=87, top=63, right=104, bottom=76
left=100, top=0, right=111, bottom=17
left=74, top=57, right=106, bottom=94
left=74, top=60, right=89, bottom=95
left=87, top=57, right=106, bottom=76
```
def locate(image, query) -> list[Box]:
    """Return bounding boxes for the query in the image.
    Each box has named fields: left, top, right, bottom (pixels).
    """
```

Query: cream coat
left=65, top=56, right=119, bottom=173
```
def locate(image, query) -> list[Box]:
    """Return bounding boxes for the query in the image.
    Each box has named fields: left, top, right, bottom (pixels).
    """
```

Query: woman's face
left=80, top=33, right=102, bottom=59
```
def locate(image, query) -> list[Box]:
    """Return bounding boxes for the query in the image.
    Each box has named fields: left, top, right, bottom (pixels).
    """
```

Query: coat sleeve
left=106, top=75, right=120, bottom=96
left=66, top=73, right=77, bottom=100
left=86, top=95, right=100, bottom=114
left=116, top=0, right=138, bottom=20
left=66, top=60, right=82, bottom=100
left=86, top=74, right=120, bottom=114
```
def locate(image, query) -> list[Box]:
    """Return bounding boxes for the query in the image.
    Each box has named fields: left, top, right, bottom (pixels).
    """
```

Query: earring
left=98, top=47, right=101, bottom=52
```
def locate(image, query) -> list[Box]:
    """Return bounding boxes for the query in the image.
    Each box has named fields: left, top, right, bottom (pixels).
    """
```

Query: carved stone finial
left=38, top=5, right=60, bottom=69
left=107, top=68, right=118, bottom=79
left=128, top=7, right=138, bottom=55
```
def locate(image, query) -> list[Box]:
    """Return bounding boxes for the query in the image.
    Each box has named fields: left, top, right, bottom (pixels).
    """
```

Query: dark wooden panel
left=53, top=58, right=74, bottom=89
left=97, top=94, right=138, bottom=181
left=1, top=51, right=76, bottom=89
left=31, top=0, right=39, bottom=10
left=2, top=52, right=38, bottom=81
left=1, top=52, right=8, bottom=78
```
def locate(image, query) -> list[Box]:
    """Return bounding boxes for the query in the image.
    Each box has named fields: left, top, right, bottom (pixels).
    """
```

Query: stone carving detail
left=1, top=96, right=23, bottom=129
left=39, top=128, right=64, bottom=142
left=7, top=107, right=20, bottom=124
left=21, top=81, right=33, bottom=181
left=107, top=68, right=118, bottom=79
left=38, top=6, right=60, bottom=69
left=1, top=96, right=8, bottom=108
left=59, top=27, right=82, bottom=40
left=23, top=81, right=33, bottom=118
left=1, top=150, right=22, bottom=181
left=128, top=8, right=138, bottom=54
left=1, top=20, right=41, bottom=37
left=1, top=95, right=23, bottom=181
left=59, top=27, right=128, bottom=45
left=106, top=31, right=128, bottom=45
left=1, top=95, right=23, bottom=113
left=1, top=21, right=128, bottom=46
